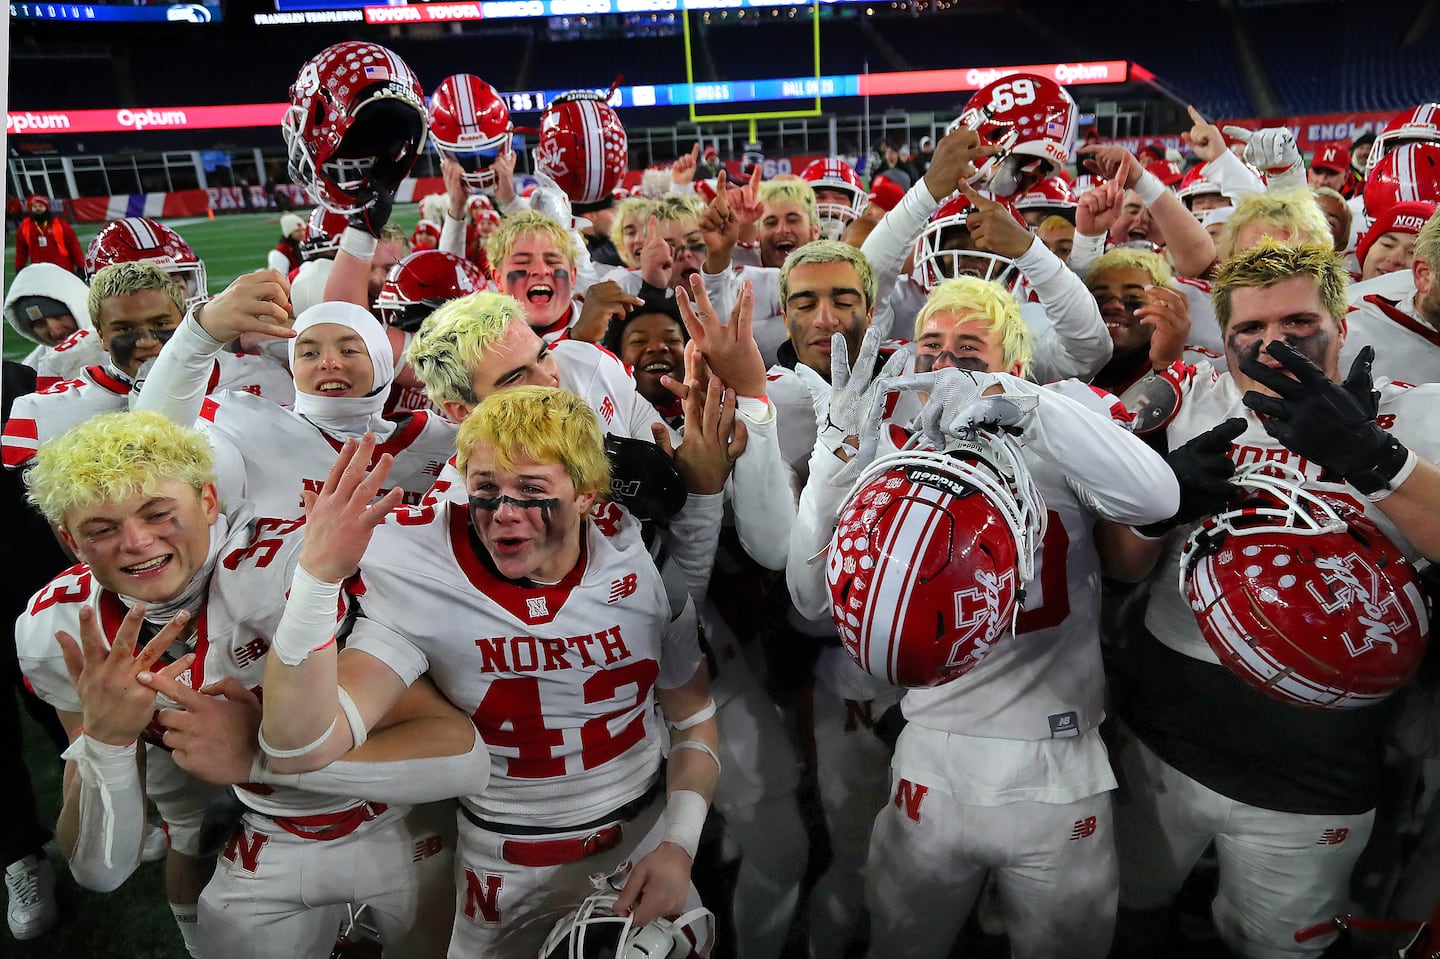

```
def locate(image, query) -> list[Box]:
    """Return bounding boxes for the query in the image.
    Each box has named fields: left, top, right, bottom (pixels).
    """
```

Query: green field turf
left=2, top=207, right=422, bottom=365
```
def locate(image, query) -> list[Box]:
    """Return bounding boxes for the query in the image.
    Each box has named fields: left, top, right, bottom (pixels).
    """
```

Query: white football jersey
left=15, top=507, right=355, bottom=818
left=31, top=329, right=104, bottom=387
left=1145, top=366, right=1440, bottom=665
left=345, top=498, right=703, bottom=828
left=196, top=391, right=457, bottom=520
left=1341, top=277, right=1440, bottom=385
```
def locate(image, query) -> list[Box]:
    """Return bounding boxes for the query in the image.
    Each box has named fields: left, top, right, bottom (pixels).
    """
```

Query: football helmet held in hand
left=283, top=41, right=428, bottom=216
left=428, top=74, right=514, bottom=191
left=538, top=890, right=713, bottom=959
left=537, top=90, right=629, bottom=207
left=828, top=432, right=1046, bottom=688
left=1181, top=462, right=1429, bottom=709
left=950, top=74, right=1077, bottom=197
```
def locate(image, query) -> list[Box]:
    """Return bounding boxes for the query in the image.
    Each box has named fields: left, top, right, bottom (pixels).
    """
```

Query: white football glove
left=791, top=327, right=912, bottom=483
left=1223, top=125, right=1305, bottom=188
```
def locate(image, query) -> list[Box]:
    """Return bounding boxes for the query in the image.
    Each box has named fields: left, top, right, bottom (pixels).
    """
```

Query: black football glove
left=1240, top=342, right=1410, bottom=495
left=347, top=186, right=394, bottom=238
left=1134, top=417, right=1246, bottom=537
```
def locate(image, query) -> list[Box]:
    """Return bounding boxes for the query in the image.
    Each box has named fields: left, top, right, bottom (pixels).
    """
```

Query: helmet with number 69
left=800, top=158, right=869, bottom=239
left=283, top=41, right=428, bottom=216
left=428, top=74, right=513, bottom=191
left=374, top=250, right=486, bottom=331
left=87, top=217, right=208, bottom=307
left=538, top=890, right=713, bottom=959
left=1363, top=142, right=1440, bottom=221
left=828, top=435, right=1045, bottom=688
left=536, top=90, right=629, bottom=207
left=1181, top=463, right=1429, bottom=710
left=950, top=73, right=1077, bottom=197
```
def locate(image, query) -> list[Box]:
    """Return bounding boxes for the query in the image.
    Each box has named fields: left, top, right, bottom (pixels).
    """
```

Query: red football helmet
left=536, top=90, right=629, bottom=207
left=538, top=890, right=712, bottom=959
left=912, top=193, right=1026, bottom=292
left=800, top=158, right=869, bottom=239
left=428, top=74, right=513, bottom=192
left=301, top=206, right=350, bottom=261
left=1176, top=165, right=1223, bottom=213
left=1364, top=142, right=1440, bottom=220
left=828, top=435, right=1046, bottom=688
left=950, top=73, right=1078, bottom=197
left=1181, top=464, right=1429, bottom=710
left=283, top=41, right=428, bottom=215
left=1366, top=103, right=1440, bottom=178
left=87, top=217, right=208, bottom=307
left=374, top=250, right=485, bottom=331
left=1012, top=176, right=1077, bottom=220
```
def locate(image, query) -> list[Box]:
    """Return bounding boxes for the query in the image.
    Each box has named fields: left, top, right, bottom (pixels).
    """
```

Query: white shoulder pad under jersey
left=344, top=497, right=702, bottom=826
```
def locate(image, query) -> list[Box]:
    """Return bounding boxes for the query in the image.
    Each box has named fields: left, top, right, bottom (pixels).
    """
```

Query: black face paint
left=1228, top=329, right=1331, bottom=378
left=109, top=327, right=174, bottom=374
left=506, top=270, right=528, bottom=289
left=917, top=352, right=990, bottom=374
left=469, top=494, right=563, bottom=535
left=552, top=268, right=571, bottom=287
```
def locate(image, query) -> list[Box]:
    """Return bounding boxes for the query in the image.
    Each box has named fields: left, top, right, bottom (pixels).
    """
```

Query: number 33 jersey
left=344, top=498, right=703, bottom=829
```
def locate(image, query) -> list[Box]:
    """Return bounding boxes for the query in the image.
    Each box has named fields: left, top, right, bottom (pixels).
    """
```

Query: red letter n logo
left=893, top=778, right=928, bottom=823
left=222, top=829, right=269, bottom=873
left=463, top=869, right=503, bottom=924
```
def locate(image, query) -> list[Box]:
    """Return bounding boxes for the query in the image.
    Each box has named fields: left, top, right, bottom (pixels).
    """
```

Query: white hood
left=4, top=263, right=93, bottom=347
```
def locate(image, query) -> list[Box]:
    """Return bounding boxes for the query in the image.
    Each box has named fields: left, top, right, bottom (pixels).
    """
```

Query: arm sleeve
left=661, top=491, right=726, bottom=605
left=861, top=180, right=943, bottom=313
left=1201, top=151, right=1267, bottom=201
left=132, top=313, right=228, bottom=425
left=726, top=396, right=796, bottom=571
left=1000, top=375, right=1180, bottom=526
left=439, top=214, right=468, bottom=257
left=61, top=738, right=146, bottom=893
left=657, top=594, right=704, bottom=689
left=785, top=433, right=850, bottom=619
left=1018, top=236, right=1113, bottom=384
left=255, top=727, right=491, bottom=803
left=1066, top=230, right=1108, bottom=279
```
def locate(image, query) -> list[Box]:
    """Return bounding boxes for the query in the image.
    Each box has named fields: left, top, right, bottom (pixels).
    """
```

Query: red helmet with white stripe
left=1176, top=164, right=1223, bottom=213
left=950, top=73, right=1078, bottom=197
left=1364, top=142, right=1440, bottom=221
left=428, top=74, right=513, bottom=191
left=301, top=206, right=350, bottom=261
left=87, top=217, right=208, bottom=307
left=1012, top=175, right=1077, bottom=220
left=912, top=192, right=1026, bottom=292
left=1365, top=103, right=1440, bottom=178
left=283, top=41, right=428, bottom=216
left=374, top=250, right=486, bottom=331
left=536, top=90, right=629, bottom=207
left=1181, top=463, right=1429, bottom=710
left=828, top=434, right=1045, bottom=688
left=800, top=158, right=869, bottom=239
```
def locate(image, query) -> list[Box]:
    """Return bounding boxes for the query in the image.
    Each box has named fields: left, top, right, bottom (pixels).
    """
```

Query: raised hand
left=699, top=170, right=741, bottom=266
left=194, top=269, right=294, bottom=344
left=443, top=156, right=470, bottom=220
left=1075, top=145, right=1141, bottom=188
left=1076, top=174, right=1126, bottom=238
left=1182, top=105, right=1227, bottom=163
left=298, top=433, right=402, bottom=583
left=923, top=125, right=1003, bottom=201
left=56, top=605, right=195, bottom=746
left=959, top=181, right=1033, bottom=258
left=654, top=344, right=748, bottom=495
left=492, top=148, right=518, bottom=206
left=671, top=143, right=701, bottom=186
left=1135, top=417, right=1247, bottom=535
left=574, top=280, right=644, bottom=344
left=1222, top=125, right=1301, bottom=177
left=675, top=275, right=766, bottom=398
left=640, top=215, right=675, bottom=289
left=1134, top=284, right=1191, bottom=370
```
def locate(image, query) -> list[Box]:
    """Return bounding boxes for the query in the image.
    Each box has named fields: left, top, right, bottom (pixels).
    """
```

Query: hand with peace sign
left=56, top=604, right=196, bottom=747
left=141, top=672, right=263, bottom=786
left=959, top=181, right=1033, bottom=259
left=674, top=274, right=767, bottom=398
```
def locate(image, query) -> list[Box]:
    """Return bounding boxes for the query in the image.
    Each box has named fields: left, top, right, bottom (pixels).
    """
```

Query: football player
left=256, top=386, right=722, bottom=958
left=1341, top=207, right=1440, bottom=384
left=1102, top=241, right=1440, bottom=958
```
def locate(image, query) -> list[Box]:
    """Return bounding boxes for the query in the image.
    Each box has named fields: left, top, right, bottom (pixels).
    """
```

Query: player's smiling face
left=465, top=450, right=593, bottom=583
left=759, top=200, right=818, bottom=268
left=63, top=479, right=219, bottom=604
left=499, top=232, right=574, bottom=332
left=291, top=323, right=375, bottom=398
left=619, top=311, right=685, bottom=406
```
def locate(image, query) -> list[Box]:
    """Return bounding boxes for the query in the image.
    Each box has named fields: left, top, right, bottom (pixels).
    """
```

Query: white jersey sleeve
left=1017, top=236, right=1113, bottom=384
left=701, top=264, right=790, bottom=367
left=553, top=340, right=666, bottom=442
left=726, top=396, right=796, bottom=571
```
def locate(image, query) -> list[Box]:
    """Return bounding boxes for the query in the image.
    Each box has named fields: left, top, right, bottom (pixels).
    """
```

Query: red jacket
left=15, top=215, right=85, bottom=273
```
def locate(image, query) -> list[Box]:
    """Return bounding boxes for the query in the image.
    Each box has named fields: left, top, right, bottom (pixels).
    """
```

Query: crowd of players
left=4, top=36, right=1440, bottom=959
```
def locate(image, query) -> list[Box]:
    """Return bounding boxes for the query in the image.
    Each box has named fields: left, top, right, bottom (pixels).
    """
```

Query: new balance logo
left=526, top=597, right=548, bottom=619
left=1316, top=828, right=1350, bottom=845
left=598, top=396, right=616, bottom=424
left=412, top=835, right=444, bottom=862
left=1069, top=816, right=1098, bottom=840
left=608, top=573, right=638, bottom=604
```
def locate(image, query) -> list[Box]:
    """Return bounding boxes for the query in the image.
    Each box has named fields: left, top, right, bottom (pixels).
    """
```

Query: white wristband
left=339, top=226, right=378, bottom=260
left=336, top=686, right=368, bottom=750
left=272, top=564, right=343, bottom=666
left=667, top=698, right=716, bottom=733
left=1133, top=170, right=1169, bottom=206
left=62, top=734, right=138, bottom=785
left=662, top=789, right=709, bottom=860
